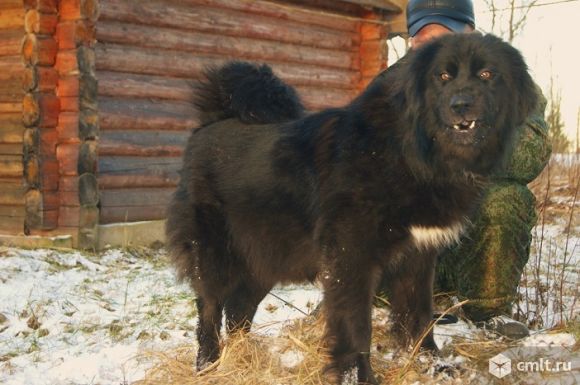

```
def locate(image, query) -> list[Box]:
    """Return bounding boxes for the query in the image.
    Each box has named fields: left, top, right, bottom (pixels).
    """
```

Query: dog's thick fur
left=166, top=34, right=537, bottom=384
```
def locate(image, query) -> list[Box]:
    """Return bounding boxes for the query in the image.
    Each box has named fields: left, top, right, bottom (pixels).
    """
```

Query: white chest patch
left=409, top=222, right=465, bottom=250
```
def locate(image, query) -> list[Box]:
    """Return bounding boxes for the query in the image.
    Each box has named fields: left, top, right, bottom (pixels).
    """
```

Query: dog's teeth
left=453, top=124, right=460, bottom=130
left=469, top=121, right=476, bottom=129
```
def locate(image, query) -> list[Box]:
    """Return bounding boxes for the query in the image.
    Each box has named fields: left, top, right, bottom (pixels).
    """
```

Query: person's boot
left=481, top=315, right=530, bottom=340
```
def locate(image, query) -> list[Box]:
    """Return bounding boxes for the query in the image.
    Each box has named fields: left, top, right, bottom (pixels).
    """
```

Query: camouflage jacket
left=494, top=85, right=551, bottom=184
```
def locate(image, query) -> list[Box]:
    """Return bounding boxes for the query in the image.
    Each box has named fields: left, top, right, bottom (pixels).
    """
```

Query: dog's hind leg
left=224, top=279, right=271, bottom=334
left=195, top=295, right=223, bottom=370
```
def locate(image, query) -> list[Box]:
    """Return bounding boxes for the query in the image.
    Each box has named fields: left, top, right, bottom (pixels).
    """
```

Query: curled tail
left=194, top=61, right=305, bottom=126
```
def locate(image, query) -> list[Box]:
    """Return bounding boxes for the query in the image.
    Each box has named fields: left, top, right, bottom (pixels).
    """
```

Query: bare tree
left=546, top=74, right=571, bottom=153
left=482, top=0, right=540, bottom=42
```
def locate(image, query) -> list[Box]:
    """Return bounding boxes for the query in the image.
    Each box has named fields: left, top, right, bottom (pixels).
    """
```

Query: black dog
left=166, top=34, right=537, bottom=384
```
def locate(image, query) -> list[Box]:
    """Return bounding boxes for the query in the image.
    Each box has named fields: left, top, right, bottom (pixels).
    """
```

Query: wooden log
left=60, top=190, right=78, bottom=206
left=24, top=153, right=39, bottom=187
left=96, top=20, right=358, bottom=70
left=79, top=109, right=98, bottom=140
left=56, top=143, right=79, bottom=176
left=1, top=1, right=24, bottom=10
left=0, top=154, right=23, bottom=178
left=24, top=9, right=58, bottom=35
left=0, top=143, right=23, bottom=154
left=59, top=0, right=100, bottom=22
left=98, top=0, right=356, bottom=50
left=57, top=111, right=79, bottom=140
left=100, top=205, right=167, bottom=224
left=23, top=65, right=58, bottom=92
left=97, top=71, right=194, bottom=102
left=55, top=19, right=95, bottom=49
left=0, top=29, right=24, bottom=57
left=99, top=142, right=182, bottom=157
left=101, top=188, right=171, bottom=210
left=0, top=102, right=21, bottom=113
left=0, top=215, right=25, bottom=233
left=295, top=86, right=358, bottom=110
left=0, top=62, right=25, bottom=102
left=78, top=172, right=98, bottom=206
left=0, top=205, right=25, bottom=218
left=0, top=113, right=24, bottom=143
left=179, top=0, right=359, bottom=32
left=98, top=97, right=196, bottom=132
left=98, top=156, right=182, bottom=176
left=21, top=34, right=57, bottom=66
left=78, top=140, right=97, bottom=174
left=39, top=128, right=58, bottom=157
left=98, top=131, right=188, bottom=162
left=98, top=174, right=179, bottom=190
left=23, top=127, right=37, bottom=153
left=58, top=75, right=78, bottom=96
left=58, top=205, right=79, bottom=227
left=0, top=181, right=26, bottom=205
left=55, top=49, right=78, bottom=76
left=24, top=0, right=58, bottom=14
left=100, top=129, right=189, bottom=148
left=22, top=92, right=60, bottom=128
left=0, top=8, right=25, bottom=29
left=95, top=44, right=358, bottom=89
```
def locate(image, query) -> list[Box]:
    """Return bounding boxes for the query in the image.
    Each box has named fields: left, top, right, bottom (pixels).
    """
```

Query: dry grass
left=136, top=305, right=480, bottom=385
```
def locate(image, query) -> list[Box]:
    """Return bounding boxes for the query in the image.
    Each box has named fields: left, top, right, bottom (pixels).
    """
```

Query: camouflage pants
left=435, top=181, right=537, bottom=321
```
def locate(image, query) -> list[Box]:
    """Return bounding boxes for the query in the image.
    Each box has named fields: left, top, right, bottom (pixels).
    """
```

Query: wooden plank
left=100, top=205, right=167, bottom=224
left=95, top=44, right=358, bottom=89
left=98, top=96, right=197, bottom=131
left=98, top=0, right=356, bottom=50
left=97, top=71, right=194, bottom=101
left=96, top=20, right=357, bottom=70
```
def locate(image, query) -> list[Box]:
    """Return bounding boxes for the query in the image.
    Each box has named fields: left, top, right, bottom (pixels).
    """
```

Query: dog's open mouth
left=451, top=120, right=477, bottom=131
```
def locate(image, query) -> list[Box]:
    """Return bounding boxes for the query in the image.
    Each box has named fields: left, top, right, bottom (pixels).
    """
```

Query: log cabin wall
left=0, top=1, right=27, bottom=234
left=94, top=0, right=391, bottom=227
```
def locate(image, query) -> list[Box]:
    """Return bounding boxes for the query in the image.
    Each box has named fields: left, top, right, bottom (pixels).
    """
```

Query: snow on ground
left=0, top=247, right=324, bottom=385
left=0, top=220, right=577, bottom=384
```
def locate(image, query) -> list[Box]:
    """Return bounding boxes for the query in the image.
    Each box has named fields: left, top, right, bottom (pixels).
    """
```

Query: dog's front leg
left=321, top=258, right=381, bottom=385
left=388, top=250, right=438, bottom=351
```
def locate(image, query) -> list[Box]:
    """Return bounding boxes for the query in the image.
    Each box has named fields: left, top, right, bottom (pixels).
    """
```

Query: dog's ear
left=483, top=34, right=539, bottom=126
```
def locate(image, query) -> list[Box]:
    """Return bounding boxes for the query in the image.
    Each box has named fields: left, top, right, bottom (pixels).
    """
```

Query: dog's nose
left=450, top=95, right=474, bottom=115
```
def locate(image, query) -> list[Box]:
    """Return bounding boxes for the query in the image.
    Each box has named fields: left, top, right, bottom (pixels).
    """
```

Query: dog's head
left=403, top=33, right=538, bottom=177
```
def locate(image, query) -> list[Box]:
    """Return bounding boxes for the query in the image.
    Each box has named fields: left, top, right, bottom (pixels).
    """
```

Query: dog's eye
left=440, top=72, right=453, bottom=81
left=479, top=70, right=493, bottom=80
